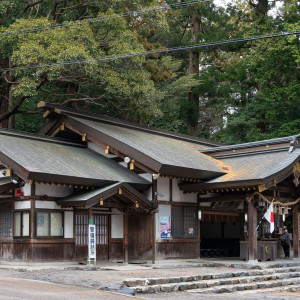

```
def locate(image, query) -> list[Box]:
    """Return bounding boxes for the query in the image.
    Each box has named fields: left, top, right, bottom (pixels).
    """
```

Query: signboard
left=88, top=225, right=96, bottom=260
left=160, top=216, right=171, bottom=238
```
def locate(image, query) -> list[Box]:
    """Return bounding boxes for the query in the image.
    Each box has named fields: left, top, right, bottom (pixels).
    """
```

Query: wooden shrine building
left=0, top=101, right=299, bottom=262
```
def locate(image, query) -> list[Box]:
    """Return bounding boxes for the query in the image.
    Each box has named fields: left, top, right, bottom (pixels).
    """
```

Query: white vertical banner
left=88, top=224, right=96, bottom=261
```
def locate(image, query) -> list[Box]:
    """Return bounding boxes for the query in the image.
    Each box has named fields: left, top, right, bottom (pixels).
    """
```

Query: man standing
left=281, top=227, right=291, bottom=259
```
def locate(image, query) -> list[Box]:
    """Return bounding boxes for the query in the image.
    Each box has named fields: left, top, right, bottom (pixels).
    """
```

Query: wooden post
left=169, top=178, right=173, bottom=202
left=123, top=210, right=128, bottom=264
left=239, top=213, right=245, bottom=241
left=87, top=207, right=93, bottom=264
left=30, top=183, right=36, bottom=240
left=88, top=207, right=93, bottom=224
left=248, top=200, right=257, bottom=261
left=293, top=203, right=299, bottom=259
left=152, top=213, right=156, bottom=264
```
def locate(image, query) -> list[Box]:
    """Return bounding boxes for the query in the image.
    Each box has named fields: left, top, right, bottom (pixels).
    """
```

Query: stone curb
left=123, top=266, right=300, bottom=288
left=188, top=278, right=300, bottom=294
left=131, top=272, right=300, bottom=294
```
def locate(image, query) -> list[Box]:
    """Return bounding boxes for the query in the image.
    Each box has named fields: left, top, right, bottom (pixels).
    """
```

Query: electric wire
left=0, top=0, right=212, bottom=37
left=1, top=31, right=299, bottom=73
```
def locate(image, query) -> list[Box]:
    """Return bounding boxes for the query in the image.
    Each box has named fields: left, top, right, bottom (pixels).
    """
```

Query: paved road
left=0, top=275, right=136, bottom=300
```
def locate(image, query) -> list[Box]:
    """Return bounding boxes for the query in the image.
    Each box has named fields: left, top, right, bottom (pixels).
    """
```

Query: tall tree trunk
left=0, top=58, right=9, bottom=129
left=7, top=59, right=15, bottom=129
left=187, top=14, right=200, bottom=136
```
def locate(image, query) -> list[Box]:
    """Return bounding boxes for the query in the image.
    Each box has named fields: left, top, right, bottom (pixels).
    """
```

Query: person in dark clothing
left=281, top=228, right=291, bottom=258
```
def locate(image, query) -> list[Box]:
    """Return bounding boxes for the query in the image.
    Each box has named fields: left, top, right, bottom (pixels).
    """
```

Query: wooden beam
left=269, top=186, right=298, bottom=195
left=199, top=195, right=245, bottom=203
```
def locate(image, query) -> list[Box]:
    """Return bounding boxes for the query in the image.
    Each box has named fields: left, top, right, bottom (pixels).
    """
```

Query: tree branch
left=4, top=74, right=19, bottom=85
left=60, top=96, right=105, bottom=106
left=23, top=0, right=44, bottom=13
left=16, top=110, right=42, bottom=115
left=0, top=79, right=47, bottom=123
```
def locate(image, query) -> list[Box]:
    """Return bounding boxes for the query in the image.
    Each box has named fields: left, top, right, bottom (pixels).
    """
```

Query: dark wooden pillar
left=293, top=203, right=299, bottom=259
left=248, top=200, right=257, bottom=261
left=88, top=207, right=93, bottom=224
left=239, top=213, right=245, bottom=241
left=123, top=211, right=128, bottom=264
left=152, top=213, right=156, bottom=264
left=30, top=183, right=36, bottom=239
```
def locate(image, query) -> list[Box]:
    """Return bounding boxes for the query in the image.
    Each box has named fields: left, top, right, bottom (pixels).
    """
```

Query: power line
left=0, top=0, right=212, bottom=37
left=1, top=31, right=299, bottom=73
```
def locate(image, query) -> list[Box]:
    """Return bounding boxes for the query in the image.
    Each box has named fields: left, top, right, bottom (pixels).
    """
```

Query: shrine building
left=0, top=101, right=299, bottom=262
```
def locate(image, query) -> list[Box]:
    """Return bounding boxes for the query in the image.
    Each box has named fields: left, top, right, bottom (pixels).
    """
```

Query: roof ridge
left=211, top=146, right=290, bottom=159
left=38, top=101, right=224, bottom=147
left=0, top=129, right=86, bottom=148
left=200, top=135, right=300, bottom=154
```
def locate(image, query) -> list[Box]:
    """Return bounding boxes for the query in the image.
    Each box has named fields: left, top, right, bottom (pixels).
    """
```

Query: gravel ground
left=0, top=266, right=244, bottom=290
left=1, top=265, right=300, bottom=299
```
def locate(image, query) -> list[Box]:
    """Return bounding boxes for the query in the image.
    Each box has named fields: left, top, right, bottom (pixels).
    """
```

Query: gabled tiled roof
left=57, top=182, right=157, bottom=213
left=0, top=129, right=150, bottom=189
left=179, top=135, right=300, bottom=191
left=38, top=102, right=227, bottom=179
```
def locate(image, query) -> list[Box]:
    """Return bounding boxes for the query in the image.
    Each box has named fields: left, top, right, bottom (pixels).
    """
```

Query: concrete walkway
left=0, top=258, right=299, bottom=272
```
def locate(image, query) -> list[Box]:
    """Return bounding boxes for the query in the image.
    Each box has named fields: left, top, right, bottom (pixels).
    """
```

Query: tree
left=0, top=1, right=197, bottom=131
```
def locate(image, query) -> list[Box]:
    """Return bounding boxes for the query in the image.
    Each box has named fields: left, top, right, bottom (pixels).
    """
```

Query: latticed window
left=75, top=214, right=107, bottom=245
left=0, top=203, right=12, bottom=237
left=172, top=206, right=197, bottom=238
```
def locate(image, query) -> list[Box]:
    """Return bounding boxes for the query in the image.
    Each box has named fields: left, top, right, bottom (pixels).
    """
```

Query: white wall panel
left=111, top=208, right=123, bottom=238
left=64, top=211, right=73, bottom=238
left=14, top=201, right=31, bottom=210
left=35, top=184, right=73, bottom=197
left=157, top=177, right=169, bottom=201
left=35, top=200, right=61, bottom=209
left=172, top=179, right=197, bottom=203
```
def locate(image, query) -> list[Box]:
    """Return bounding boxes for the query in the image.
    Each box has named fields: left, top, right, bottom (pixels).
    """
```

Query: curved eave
left=179, top=160, right=300, bottom=193
left=159, top=164, right=226, bottom=180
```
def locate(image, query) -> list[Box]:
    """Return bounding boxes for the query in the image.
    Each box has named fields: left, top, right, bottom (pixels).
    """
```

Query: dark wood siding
left=128, top=214, right=153, bottom=261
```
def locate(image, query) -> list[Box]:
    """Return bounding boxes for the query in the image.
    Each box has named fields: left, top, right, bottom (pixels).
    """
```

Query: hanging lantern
left=135, top=201, right=139, bottom=208
left=99, top=198, right=103, bottom=206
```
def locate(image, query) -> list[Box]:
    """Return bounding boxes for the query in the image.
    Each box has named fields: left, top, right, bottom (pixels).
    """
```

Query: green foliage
left=0, top=0, right=299, bottom=142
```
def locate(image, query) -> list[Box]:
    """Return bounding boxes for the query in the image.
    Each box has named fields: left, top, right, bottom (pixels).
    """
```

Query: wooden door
left=75, top=213, right=108, bottom=260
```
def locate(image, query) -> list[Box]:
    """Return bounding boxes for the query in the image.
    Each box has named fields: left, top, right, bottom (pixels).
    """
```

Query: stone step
left=188, top=277, right=300, bottom=294
left=131, top=272, right=300, bottom=294
left=123, top=266, right=300, bottom=288
left=234, top=284, right=300, bottom=295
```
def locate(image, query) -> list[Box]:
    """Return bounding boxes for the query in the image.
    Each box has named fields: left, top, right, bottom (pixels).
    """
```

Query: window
left=0, top=203, right=12, bottom=237
left=13, top=211, right=30, bottom=237
left=36, top=212, right=63, bottom=237
left=75, top=214, right=108, bottom=245
left=172, top=206, right=197, bottom=238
